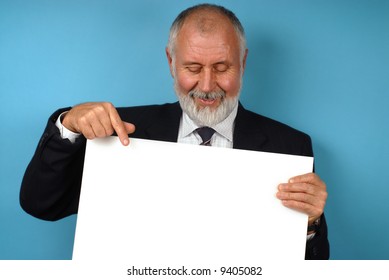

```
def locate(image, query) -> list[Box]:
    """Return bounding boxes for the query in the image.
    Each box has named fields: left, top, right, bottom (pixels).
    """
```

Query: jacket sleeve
left=301, top=136, right=330, bottom=259
left=20, top=108, right=86, bottom=221
left=305, top=214, right=330, bottom=259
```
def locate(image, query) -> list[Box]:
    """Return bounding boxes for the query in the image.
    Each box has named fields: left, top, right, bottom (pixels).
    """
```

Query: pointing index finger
left=108, top=105, right=130, bottom=146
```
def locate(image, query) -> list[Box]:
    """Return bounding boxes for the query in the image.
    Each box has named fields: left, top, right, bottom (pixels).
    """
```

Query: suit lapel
left=233, top=104, right=268, bottom=151
left=143, top=102, right=182, bottom=143
left=141, top=102, right=267, bottom=151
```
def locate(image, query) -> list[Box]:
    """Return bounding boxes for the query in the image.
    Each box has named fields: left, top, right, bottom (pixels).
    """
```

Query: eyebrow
left=182, top=61, right=203, bottom=66
left=182, top=61, right=230, bottom=66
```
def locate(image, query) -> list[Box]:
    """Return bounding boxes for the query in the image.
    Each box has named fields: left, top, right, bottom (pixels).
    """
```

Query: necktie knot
left=196, top=127, right=215, bottom=146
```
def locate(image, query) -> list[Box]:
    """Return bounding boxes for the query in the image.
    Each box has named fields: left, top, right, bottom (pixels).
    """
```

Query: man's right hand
left=62, top=102, right=135, bottom=146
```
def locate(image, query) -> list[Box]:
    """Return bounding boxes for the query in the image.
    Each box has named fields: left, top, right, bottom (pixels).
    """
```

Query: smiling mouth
left=198, top=97, right=217, bottom=105
left=189, top=90, right=226, bottom=106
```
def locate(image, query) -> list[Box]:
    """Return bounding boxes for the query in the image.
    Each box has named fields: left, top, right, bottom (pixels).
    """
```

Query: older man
left=20, top=4, right=329, bottom=259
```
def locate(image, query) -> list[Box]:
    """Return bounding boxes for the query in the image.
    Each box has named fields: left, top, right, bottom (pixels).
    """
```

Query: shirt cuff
left=307, top=232, right=316, bottom=241
left=55, top=111, right=81, bottom=144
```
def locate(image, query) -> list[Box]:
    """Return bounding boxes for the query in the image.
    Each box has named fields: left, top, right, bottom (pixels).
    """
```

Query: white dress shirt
left=177, top=104, right=238, bottom=148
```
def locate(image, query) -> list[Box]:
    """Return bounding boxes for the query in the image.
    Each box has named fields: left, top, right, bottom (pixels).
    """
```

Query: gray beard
left=175, top=86, right=239, bottom=127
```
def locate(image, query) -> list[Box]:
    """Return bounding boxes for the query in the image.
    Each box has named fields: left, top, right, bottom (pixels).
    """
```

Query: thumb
left=124, top=122, right=136, bottom=134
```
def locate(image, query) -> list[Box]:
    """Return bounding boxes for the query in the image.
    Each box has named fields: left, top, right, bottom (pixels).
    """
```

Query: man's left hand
left=276, top=173, right=327, bottom=225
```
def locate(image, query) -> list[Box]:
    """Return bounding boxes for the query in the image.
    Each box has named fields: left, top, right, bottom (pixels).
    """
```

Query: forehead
left=175, top=13, right=240, bottom=61
left=181, top=33, right=232, bottom=59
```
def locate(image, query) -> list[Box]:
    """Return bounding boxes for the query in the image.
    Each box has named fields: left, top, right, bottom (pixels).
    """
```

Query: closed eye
left=186, top=65, right=202, bottom=73
left=214, top=63, right=228, bottom=72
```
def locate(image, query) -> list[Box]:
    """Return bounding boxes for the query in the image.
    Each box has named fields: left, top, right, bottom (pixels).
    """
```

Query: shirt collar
left=181, top=103, right=238, bottom=142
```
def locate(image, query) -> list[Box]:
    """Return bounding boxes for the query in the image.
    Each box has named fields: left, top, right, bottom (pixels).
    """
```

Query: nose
left=198, top=68, right=216, bottom=93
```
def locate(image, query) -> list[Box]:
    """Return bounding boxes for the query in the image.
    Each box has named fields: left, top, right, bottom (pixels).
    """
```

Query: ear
left=165, top=47, right=175, bottom=78
left=241, top=48, right=248, bottom=74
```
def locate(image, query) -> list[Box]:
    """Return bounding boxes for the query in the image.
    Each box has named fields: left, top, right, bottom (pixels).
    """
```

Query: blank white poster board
left=73, top=137, right=313, bottom=275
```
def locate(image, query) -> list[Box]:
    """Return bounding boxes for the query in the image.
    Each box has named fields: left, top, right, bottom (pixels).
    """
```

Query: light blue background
left=1, top=0, right=388, bottom=260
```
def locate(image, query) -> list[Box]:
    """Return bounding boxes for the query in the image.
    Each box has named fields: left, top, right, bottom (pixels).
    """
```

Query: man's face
left=167, top=15, right=247, bottom=126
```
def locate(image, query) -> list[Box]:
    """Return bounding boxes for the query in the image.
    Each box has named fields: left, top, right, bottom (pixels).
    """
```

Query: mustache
left=188, top=89, right=226, bottom=100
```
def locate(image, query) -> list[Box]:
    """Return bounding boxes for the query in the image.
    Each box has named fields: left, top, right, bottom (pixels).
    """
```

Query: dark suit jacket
left=20, top=102, right=329, bottom=259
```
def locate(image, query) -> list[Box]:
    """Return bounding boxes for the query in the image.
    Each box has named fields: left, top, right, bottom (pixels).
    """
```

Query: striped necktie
left=196, top=127, right=215, bottom=146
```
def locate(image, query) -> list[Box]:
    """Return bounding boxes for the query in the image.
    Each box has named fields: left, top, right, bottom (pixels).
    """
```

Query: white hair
left=167, top=4, right=247, bottom=62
